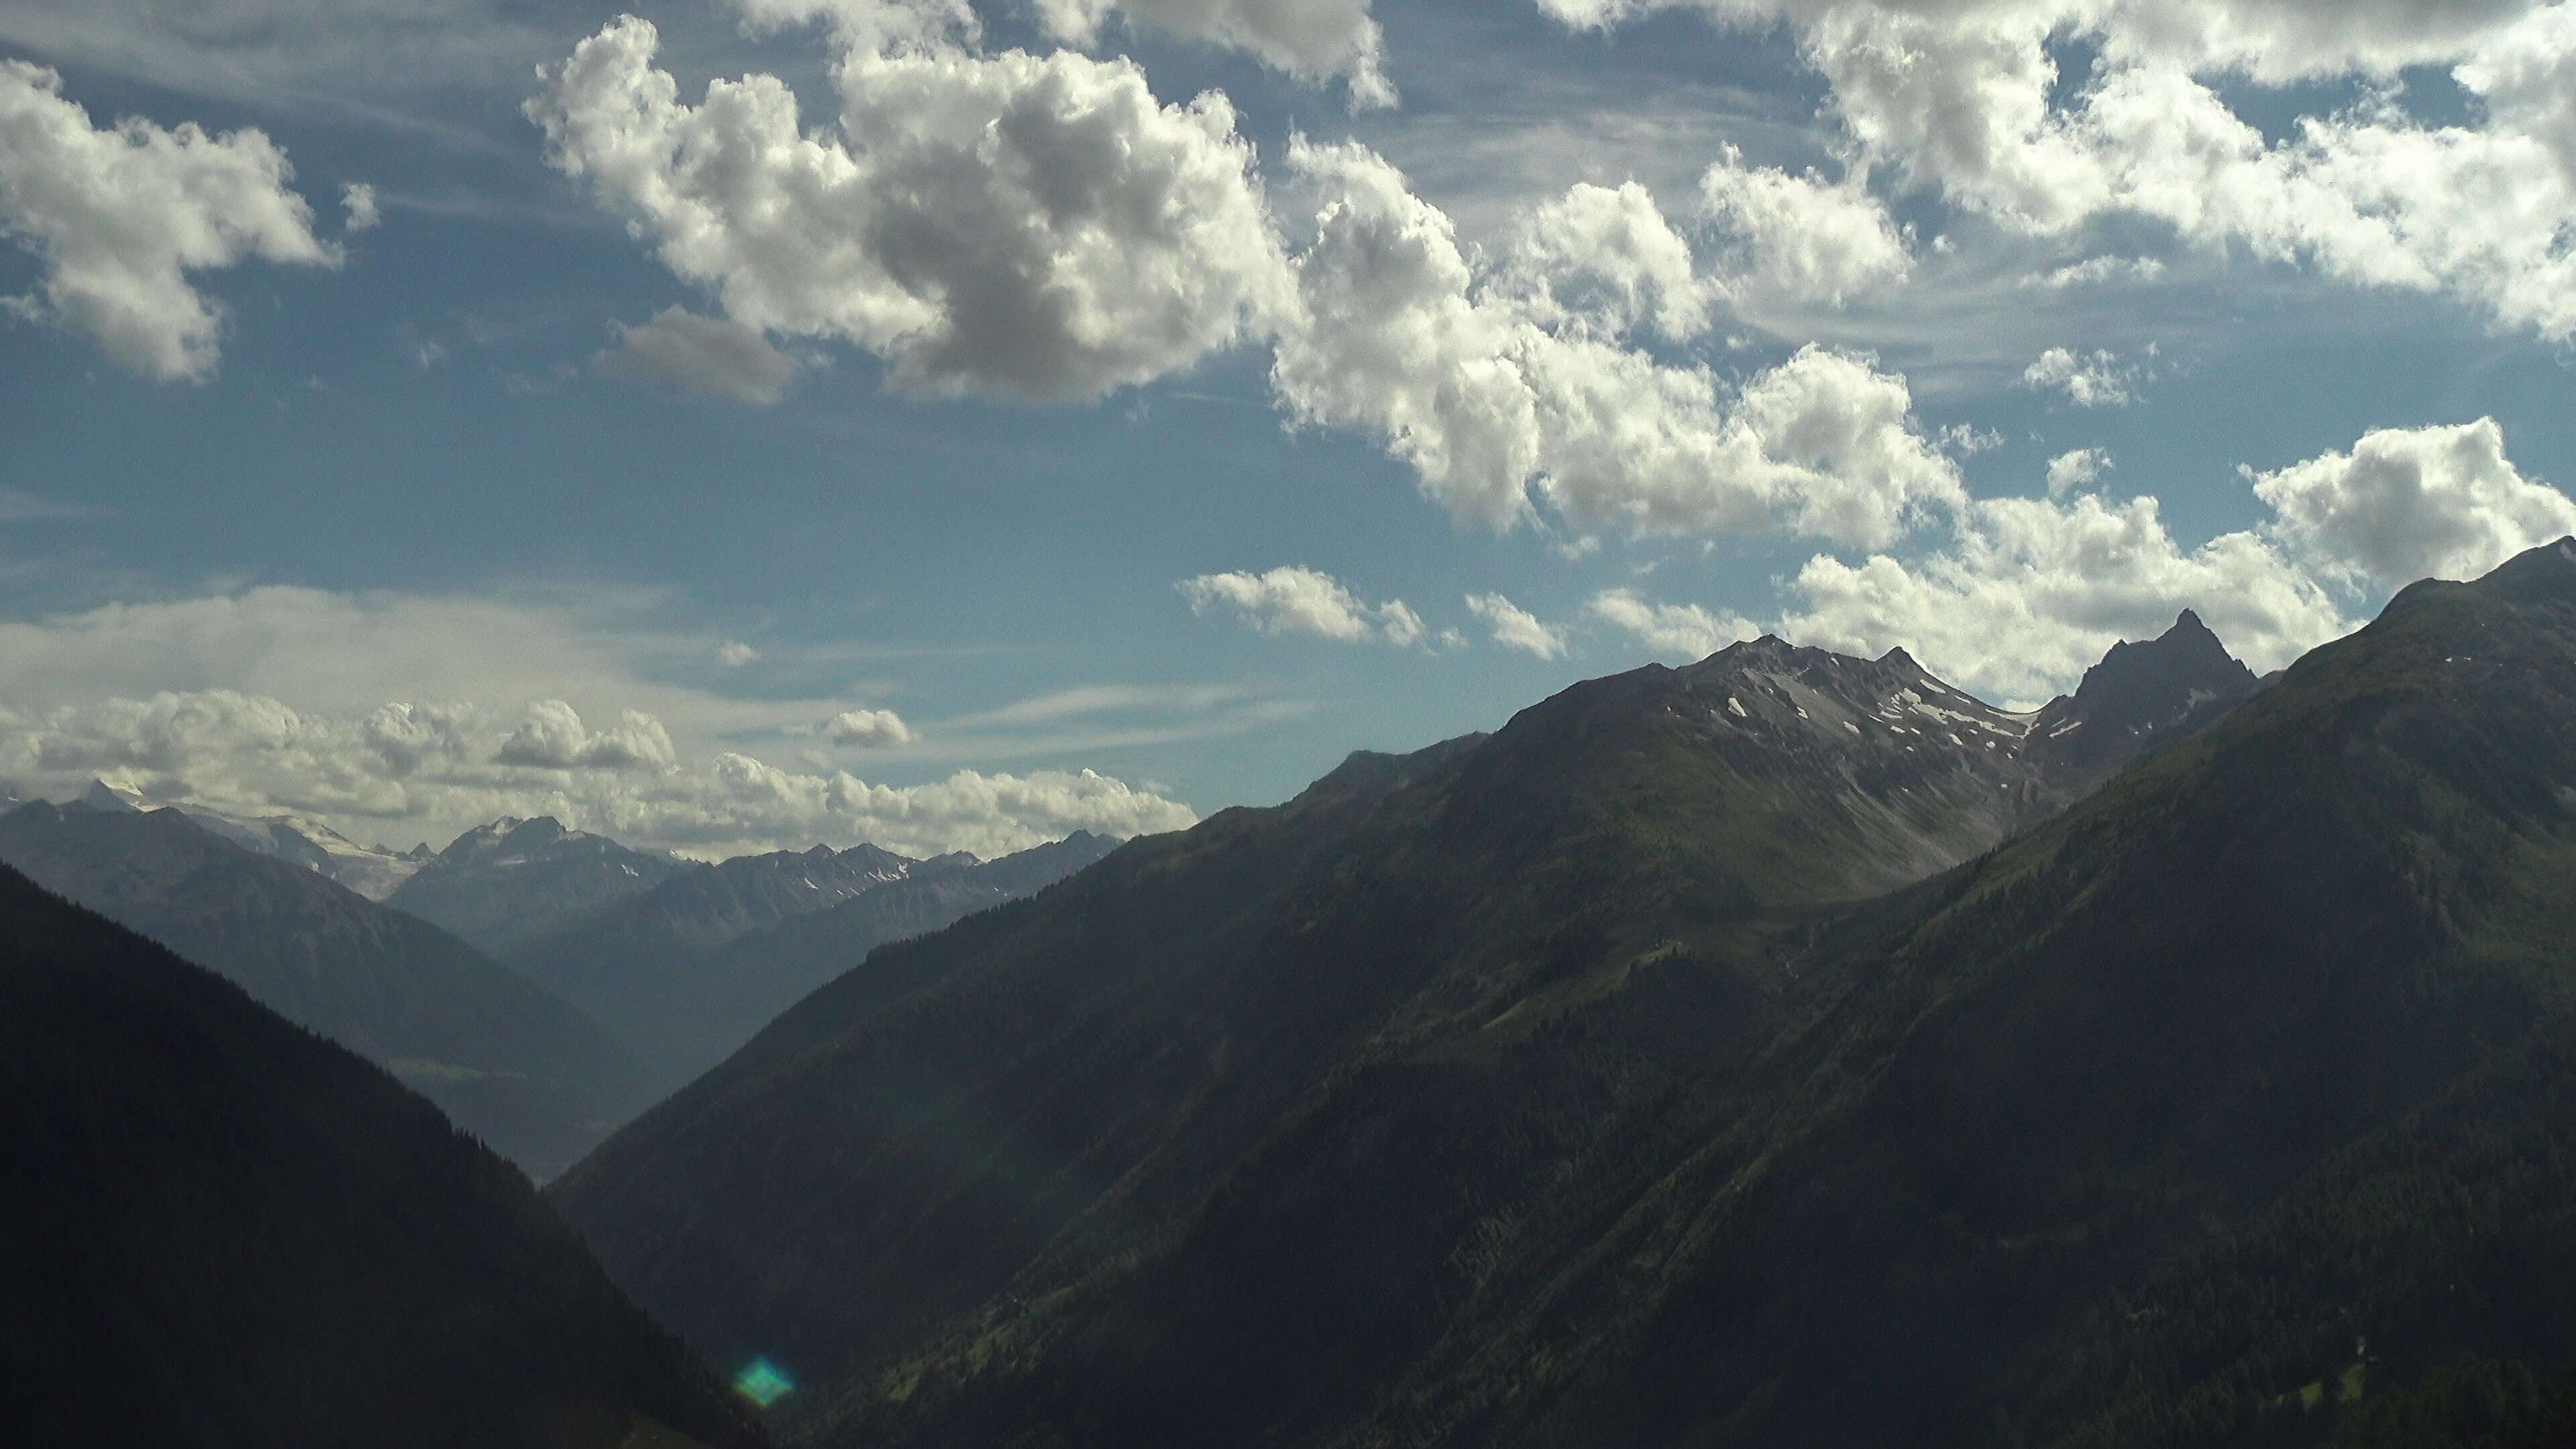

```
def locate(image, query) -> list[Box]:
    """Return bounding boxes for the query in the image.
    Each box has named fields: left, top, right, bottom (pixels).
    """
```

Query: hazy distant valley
left=0, top=793, right=1114, bottom=1175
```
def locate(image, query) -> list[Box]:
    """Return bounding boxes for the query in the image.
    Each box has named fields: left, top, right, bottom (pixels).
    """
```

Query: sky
left=2, top=0, right=2574, bottom=860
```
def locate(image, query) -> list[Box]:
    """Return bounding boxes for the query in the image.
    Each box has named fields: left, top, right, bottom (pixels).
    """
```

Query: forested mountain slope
left=0, top=804, right=644, bottom=1177
left=547, top=608, right=2295, bottom=1446
left=0, top=864, right=761, bottom=1449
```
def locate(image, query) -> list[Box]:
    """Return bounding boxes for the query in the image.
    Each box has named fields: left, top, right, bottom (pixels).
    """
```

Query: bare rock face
left=389, top=816, right=685, bottom=956
left=2021, top=609, right=2261, bottom=778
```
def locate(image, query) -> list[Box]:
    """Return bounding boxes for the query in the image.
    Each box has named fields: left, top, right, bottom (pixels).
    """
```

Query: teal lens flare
left=733, top=1357, right=795, bottom=1409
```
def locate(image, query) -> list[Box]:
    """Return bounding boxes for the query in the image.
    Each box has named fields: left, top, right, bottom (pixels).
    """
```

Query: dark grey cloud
left=597, top=306, right=801, bottom=405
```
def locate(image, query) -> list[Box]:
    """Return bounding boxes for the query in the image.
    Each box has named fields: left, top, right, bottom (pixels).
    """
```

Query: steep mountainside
left=2023, top=608, right=2263, bottom=777
left=0, top=803, right=645, bottom=1178
left=0, top=863, right=762, bottom=1449
left=1393, top=539, right=2576, bottom=1449
left=551, top=547, right=2576, bottom=1449
left=390, top=816, right=684, bottom=956
left=521, top=833, right=1118, bottom=1093
left=549, top=621, right=2259, bottom=1440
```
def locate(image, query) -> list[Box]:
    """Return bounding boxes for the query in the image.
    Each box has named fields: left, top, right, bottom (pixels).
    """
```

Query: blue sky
left=3, top=0, right=2574, bottom=858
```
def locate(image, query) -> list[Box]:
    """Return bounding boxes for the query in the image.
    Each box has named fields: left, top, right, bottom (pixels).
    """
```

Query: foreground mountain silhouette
left=0, top=803, right=645, bottom=1177
left=538, top=557, right=2576, bottom=1449
left=0, top=864, right=762, bottom=1448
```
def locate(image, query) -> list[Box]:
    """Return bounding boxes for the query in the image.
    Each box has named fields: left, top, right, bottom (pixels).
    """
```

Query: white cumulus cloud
left=533, top=15, right=1985, bottom=559
left=1272, top=141, right=1964, bottom=547
left=339, top=180, right=378, bottom=232
left=0, top=689, right=1189, bottom=861
left=1178, top=565, right=1428, bottom=647
left=1781, top=493, right=2350, bottom=706
left=1776, top=416, right=2575, bottom=706
left=0, top=582, right=1195, bottom=857
left=1543, top=0, right=2576, bottom=344
left=824, top=707, right=916, bottom=748
left=2248, top=417, right=2576, bottom=592
left=493, top=700, right=678, bottom=770
left=1032, top=0, right=1394, bottom=107
left=1498, top=179, right=1712, bottom=341
left=1586, top=588, right=1762, bottom=662
left=1464, top=592, right=1570, bottom=659
left=529, top=15, right=1289, bottom=403
left=0, top=60, right=338, bottom=380
left=2024, top=347, right=2142, bottom=408
left=1696, top=147, right=1911, bottom=309
left=2046, top=446, right=2113, bottom=497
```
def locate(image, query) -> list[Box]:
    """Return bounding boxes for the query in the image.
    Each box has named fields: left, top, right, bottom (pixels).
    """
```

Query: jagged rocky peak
left=76, top=779, right=145, bottom=813
left=1680, top=631, right=2037, bottom=753
left=437, top=813, right=601, bottom=862
left=2083, top=610, right=2254, bottom=708
left=2080, top=609, right=2250, bottom=695
left=389, top=814, right=681, bottom=957
left=2027, top=609, right=2259, bottom=773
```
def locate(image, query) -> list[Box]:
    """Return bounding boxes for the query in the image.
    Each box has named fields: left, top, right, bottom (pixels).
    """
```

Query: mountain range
left=506, top=830, right=1123, bottom=1094
left=388, top=814, right=688, bottom=956
left=543, top=543, right=2576, bottom=1448
left=0, top=862, right=763, bottom=1448
left=21, top=547, right=2576, bottom=1446
left=0, top=782, right=1129, bottom=1167
left=70, top=778, right=433, bottom=898
left=0, top=802, right=646, bottom=1178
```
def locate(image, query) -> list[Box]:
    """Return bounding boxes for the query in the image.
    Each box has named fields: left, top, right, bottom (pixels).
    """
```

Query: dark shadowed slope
left=0, top=803, right=647, bottom=1177
left=1427, top=537, right=2576, bottom=1449
left=389, top=815, right=685, bottom=957
left=547, top=621, right=2275, bottom=1444
left=556, top=548, right=2576, bottom=1448
left=2022, top=607, right=2263, bottom=777
left=0, top=864, right=763, bottom=1449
